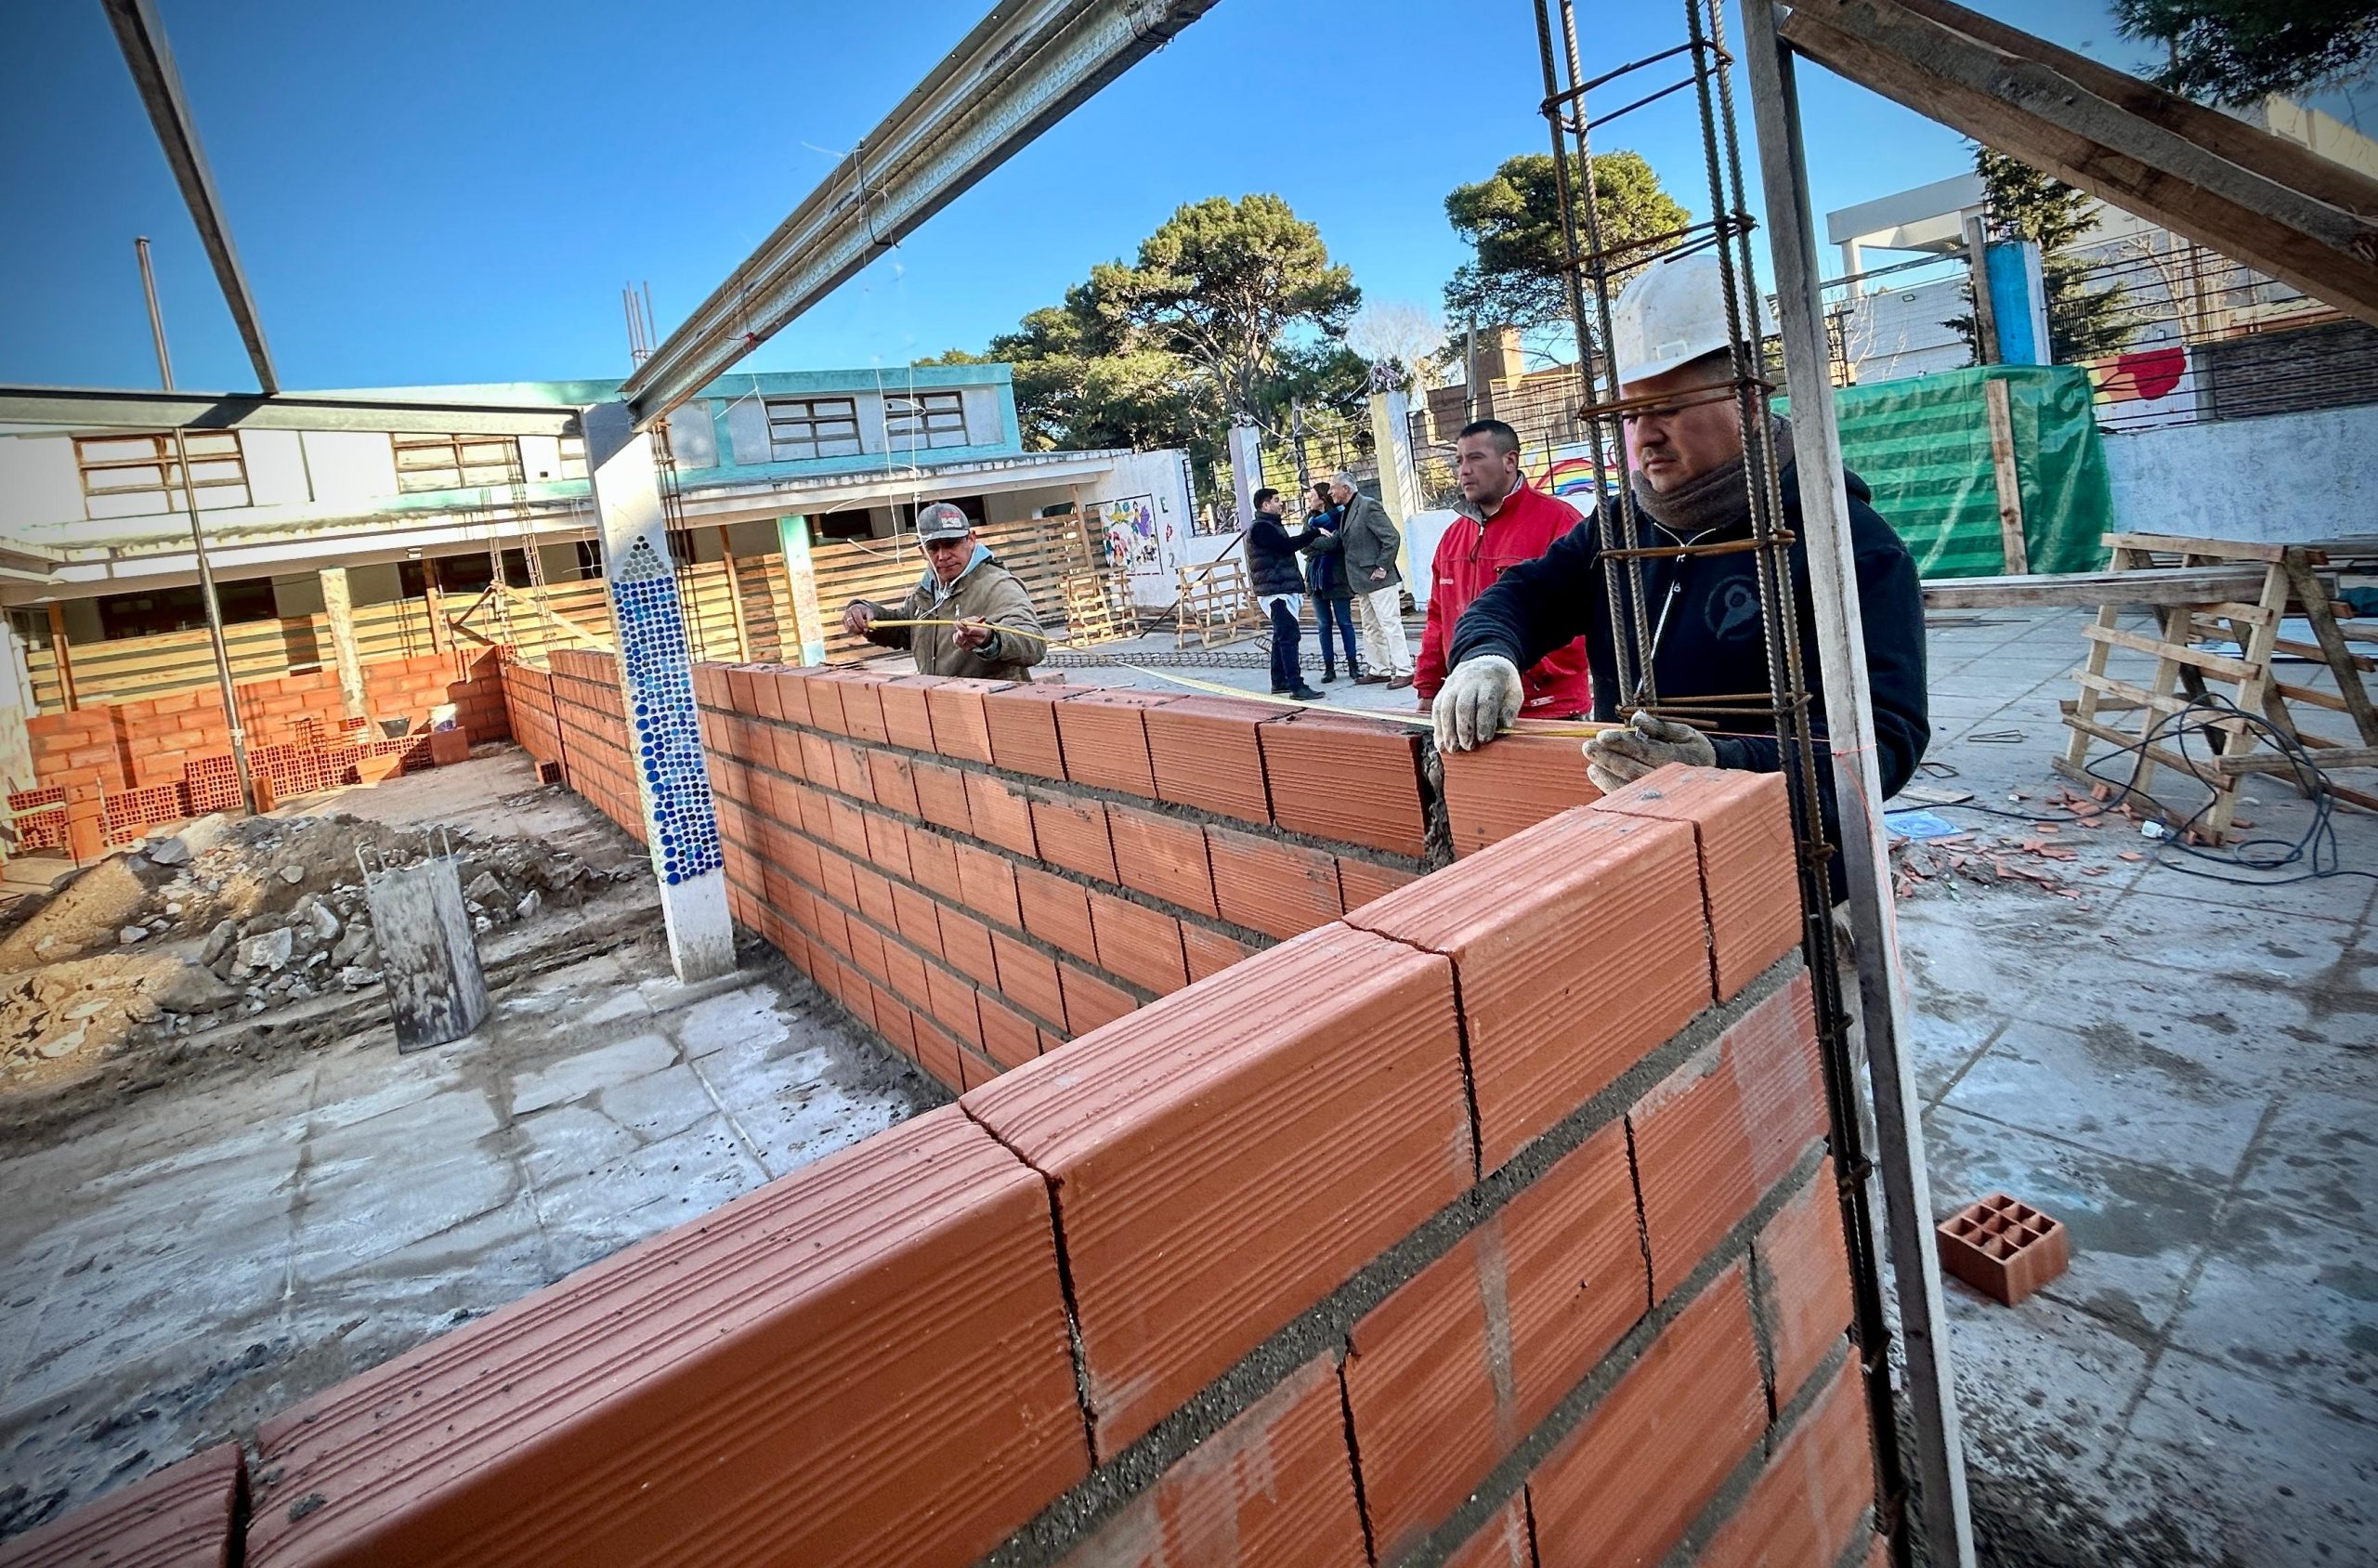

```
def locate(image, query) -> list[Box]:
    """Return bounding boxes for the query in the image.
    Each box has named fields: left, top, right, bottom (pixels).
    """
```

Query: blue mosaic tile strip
left=611, top=538, right=722, bottom=885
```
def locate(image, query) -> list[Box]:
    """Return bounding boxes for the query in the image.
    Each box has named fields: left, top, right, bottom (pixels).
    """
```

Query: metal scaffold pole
left=1736, top=4, right=1977, bottom=1561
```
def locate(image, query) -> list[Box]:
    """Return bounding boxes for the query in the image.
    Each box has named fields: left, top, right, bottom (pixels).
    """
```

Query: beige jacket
left=856, top=549, right=1047, bottom=683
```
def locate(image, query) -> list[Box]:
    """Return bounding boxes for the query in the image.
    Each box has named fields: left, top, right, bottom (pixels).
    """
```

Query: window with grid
left=391, top=433, right=521, bottom=493
left=885, top=389, right=971, bottom=449
left=556, top=435, right=588, bottom=479
left=764, top=397, right=863, bottom=461
left=74, top=432, right=251, bottom=519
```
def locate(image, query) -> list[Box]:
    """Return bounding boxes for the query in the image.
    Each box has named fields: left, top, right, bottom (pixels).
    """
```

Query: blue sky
left=2, top=0, right=2370, bottom=395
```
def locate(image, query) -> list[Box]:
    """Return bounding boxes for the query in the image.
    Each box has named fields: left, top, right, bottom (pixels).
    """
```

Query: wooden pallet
left=2058, top=532, right=2378, bottom=840
left=1060, top=568, right=1133, bottom=647
left=1174, top=555, right=1263, bottom=649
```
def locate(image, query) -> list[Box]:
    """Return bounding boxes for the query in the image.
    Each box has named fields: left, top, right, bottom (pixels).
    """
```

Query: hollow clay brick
left=799, top=731, right=839, bottom=788
left=804, top=671, right=850, bottom=735
left=1058, top=1356, right=1367, bottom=1568
left=1345, top=810, right=1706, bottom=1172
left=991, top=934, right=1067, bottom=1028
left=768, top=668, right=815, bottom=726
left=1438, top=730, right=1603, bottom=858
left=1180, top=923, right=1259, bottom=983
left=1755, top=1158, right=1854, bottom=1410
left=852, top=866, right=899, bottom=932
left=769, top=725, right=809, bottom=781
left=1590, top=765, right=1801, bottom=1002
left=958, top=1044, right=1003, bottom=1091
left=1105, top=803, right=1219, bottom=917
left=908, top=828, right=963, bottom=902
left=865, top=749, right=922, bottom=819
left=1258, top=712, right=1431, bottom=857
left=977, top=991, right=1041, bottom=1071
left=1936, top=1192, right=2071, bottom=1307
left=244, top=1107, right=1085, bottom=1568
left=829, top=670, right=892, bottom=745
left=965, top=922, right=1470, bottom=1458
left=1496, top=1117, right=1649, bottom=1433
left=0, top=1441, right=242, bottom=1568
left=845, top=921, right=889, bottom=987
left=1057, top=961, right=1137, bottom=1037
left=1087, top=891, right=1189, bottom=997
left=957, top=843, right=1023, bottom=932
left=1342, top=1235, right=1508, bottom=1561
left=1206, top=823, right=1345, bottom=942
left=964, top=771, right=1040, bottom=857
left=747, top=666, right=787, bottom=723
left=984, top=684, right=1078, bottom=778
left=865, top=812, right=914, bottom=882
left=1696, top=1362, right=1874, bottom=1568
left=1442, top=1494, right=1535, bottom=1568
left=816, top=849, right=859, bottom=910
left=891, top=883, right=944, bottom=956
left=884, top=944, right=932, bottom=1015
left=870, top=985, right=917, bottom=1060
left=1336, top=856, right=1419, bottom=911
left=1143, top=696, right=1275, bottom=823
left=1630, top=973, right=1824, bottom=1299
left=911, top=759, right=974, bottom=834
left=879, top=675, right=942, bottom=752
left=922, top=678, right=1007, bottom=764
left=1016, top=868, right=1099, bottom=963
left=939, top=909, right=999, bottom=988
left=912, top=1019, right=966, bottom=1091
left=1029, top=791, right=1117, bottom=882
left=1526, top=1261, right=1766, bottom=1567
left=830, top=739, right=875, bottom=804
left=1054, top=689, right=1174, bottom=798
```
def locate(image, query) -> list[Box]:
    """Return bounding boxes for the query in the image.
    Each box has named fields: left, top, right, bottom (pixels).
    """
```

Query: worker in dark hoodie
left=1432, top=252, right=1927, bottom=865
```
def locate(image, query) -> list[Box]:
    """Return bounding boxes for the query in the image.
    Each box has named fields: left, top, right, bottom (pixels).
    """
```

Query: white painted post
left=581, top=401, right=736, bottom=985
left=1367, top=383, right=1421, bottom=580
left=1227, top=417, right=1261, bottom=526
left=319, top=566, right=367, bottom=719
left=776, top=515, right=829, bottom=665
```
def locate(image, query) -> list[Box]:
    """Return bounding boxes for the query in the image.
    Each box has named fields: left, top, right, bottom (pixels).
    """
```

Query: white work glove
left=1433, top=655, right=1523, bottom=752
left=1583, top=711, right=1718, bottom=793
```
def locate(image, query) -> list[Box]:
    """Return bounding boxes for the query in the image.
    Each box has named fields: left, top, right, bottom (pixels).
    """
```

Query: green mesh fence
left=1783, top=365, right=2113, bottom=579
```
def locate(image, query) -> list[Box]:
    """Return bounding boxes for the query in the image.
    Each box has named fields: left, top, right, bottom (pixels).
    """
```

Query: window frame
left=885, top=388, right=971, bottom=450
left=73, top=430, right=251, bottom=518
left=764, top=396, right=865, bottom=462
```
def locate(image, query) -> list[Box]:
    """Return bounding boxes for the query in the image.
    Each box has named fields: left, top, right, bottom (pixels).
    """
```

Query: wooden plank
left=2081, top=621, right=2256, bottom=678
left=719, top=531, right=751, bottom=661
left=2058, top=714, right=2219, bottom=787
left=2074, top=668, right=2197, bottom=717
left=2275, top=680, right=2350, bottom=713
left=2215, top=743, right=2378, bottom=776
left=2281, top=554, right=2378, bottom=743
left=46, top=603, right=75, bottom=712
left=2101, top=532, right=2291, bottom=563
left=1921, top=565, right=2269, bottom=608
left=1984, top=376, right=2027, bottom=574
left=2275, top=636, right=2378, bottom=673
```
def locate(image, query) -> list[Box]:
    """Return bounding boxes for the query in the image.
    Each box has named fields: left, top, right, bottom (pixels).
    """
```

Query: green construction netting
left=1782, top=365, right=2113, bottom=579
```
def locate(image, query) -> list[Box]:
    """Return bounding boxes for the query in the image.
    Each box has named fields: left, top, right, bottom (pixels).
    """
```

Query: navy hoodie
left=1447, top=461, right=1928, bottom=862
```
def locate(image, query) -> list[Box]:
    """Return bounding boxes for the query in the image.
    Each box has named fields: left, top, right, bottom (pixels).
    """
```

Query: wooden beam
left=45, top=603, right=76, bottom=712
left=1779, top=1, right=2378, bottom=330
left=1921, top=565, right=2272, bottom=608
left=2101, top=531, right=2295, bottom=563
left=319, top=567, right=367, bottom=719
left=718, top=529, right=752, bottom=662
left=423, top=557, right=449, bottom=655
left=1982, top=377, right=2027, bottom=574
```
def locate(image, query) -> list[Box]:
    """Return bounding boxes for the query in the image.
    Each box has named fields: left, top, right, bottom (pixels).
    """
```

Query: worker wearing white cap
left=842, top=502, right=1048, bottom=682
left=1431, top=252, right=1928, bottom=882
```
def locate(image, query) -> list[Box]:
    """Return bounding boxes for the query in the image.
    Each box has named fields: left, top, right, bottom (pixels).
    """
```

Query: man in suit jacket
left=1329, top=472, right=1415, bottom=688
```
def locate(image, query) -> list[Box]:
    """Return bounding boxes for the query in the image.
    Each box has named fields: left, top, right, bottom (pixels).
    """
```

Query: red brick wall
left=26, top=661, right=1888, bottom=1568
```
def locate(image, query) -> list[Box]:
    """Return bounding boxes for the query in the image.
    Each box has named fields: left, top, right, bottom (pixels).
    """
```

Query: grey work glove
left=1432, top=655, right=1522, bottom=752
left=1583, top=710, right=1718, bottom=793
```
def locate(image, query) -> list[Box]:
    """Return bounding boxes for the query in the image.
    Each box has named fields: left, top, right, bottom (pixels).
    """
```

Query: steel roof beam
left=620, top=0, right=1219, bottom=429
left=102, top=0, right=280, bottom=395
left=0, top=385, right=581, bottom=437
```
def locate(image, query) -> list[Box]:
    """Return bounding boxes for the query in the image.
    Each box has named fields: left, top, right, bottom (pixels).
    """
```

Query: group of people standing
left=1242, top=472, right=1414, bottom=699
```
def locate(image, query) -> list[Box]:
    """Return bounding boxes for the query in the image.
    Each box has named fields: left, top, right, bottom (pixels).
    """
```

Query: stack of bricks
left=697, top=664, right=1432, bottom=1091
left=24, top=709, right=124, bottom=794
left=26, top=764, right=1884, bottom=1567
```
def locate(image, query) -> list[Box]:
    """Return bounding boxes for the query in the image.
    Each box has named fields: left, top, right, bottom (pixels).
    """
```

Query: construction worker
left=842, top=502, right=1047, bottom=682
left=1431, top=252, right=1928, bottom=849
left=1330, top=473, right=1414, bottom=687
left=1413, top=420, right=1594, bottom=720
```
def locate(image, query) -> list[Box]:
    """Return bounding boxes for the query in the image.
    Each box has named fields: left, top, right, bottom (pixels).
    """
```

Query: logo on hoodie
left=1708, top=580, right=1761, bottom=642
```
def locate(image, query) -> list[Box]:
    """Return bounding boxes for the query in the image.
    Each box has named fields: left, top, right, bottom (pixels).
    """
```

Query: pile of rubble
left=1888, top=784, right=2177, bottom=908
left=0, top=811, right=631, bottom=1083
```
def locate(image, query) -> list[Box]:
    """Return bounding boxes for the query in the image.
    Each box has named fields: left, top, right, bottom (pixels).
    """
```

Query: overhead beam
left=0, top=386, right=581, bottom=438
left=620, top=0, right=1220, bottom=428
left=1779, top=0, right=2378, bottom=330
left=102, top=0, right=279, bottom=395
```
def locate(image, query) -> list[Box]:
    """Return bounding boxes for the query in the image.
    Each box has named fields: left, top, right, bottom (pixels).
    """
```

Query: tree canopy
left=1443, top=150, right=1689, bottom=332
left=2116, top=0, right=2378, bottom=103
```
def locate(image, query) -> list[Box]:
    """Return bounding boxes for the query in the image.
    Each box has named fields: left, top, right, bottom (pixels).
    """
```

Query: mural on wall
left=610, top=537, right=723, bottom=886
left=1088, top=493, right=1161, bottom=573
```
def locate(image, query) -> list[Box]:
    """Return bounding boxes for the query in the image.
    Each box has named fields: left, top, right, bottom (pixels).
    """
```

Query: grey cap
left=917, top=502, right=973, bottom=542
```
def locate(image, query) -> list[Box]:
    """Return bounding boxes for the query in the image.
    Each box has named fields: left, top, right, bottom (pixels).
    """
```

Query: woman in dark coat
left=1300, top=481, right=1361, bottom=682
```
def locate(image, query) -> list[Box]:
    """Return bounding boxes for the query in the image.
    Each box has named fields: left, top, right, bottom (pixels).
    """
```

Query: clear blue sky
left=2, top=0, right=2369, bottom=395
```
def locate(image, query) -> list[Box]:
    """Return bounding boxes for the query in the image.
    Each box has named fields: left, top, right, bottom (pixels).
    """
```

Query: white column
left=581, top=400, right=736, bottom=985
left=1367, top=383, right=1420, bottom=580
left=320, top=566, right=367, bottom=719
left=1227, top=417, right=1261, bottom=526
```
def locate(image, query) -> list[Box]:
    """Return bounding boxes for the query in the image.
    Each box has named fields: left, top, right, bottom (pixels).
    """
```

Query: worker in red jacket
left=1413, top=418, right=1594, bottom=719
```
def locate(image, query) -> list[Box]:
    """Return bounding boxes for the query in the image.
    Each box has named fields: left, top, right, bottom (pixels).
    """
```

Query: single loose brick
left=1207, top=822, right=1344, bottom=942
left=1346, top=810, right=1707, bottom=1172
left=1055, top=690, right=1173, bottom=797
left=0, top=1442, right=242, bottom=1568
left=1438, top=730, right=1603, bottom=858
left=1696, top=1362, right=1875, bottom=1568
left=1630, top=973, right=1824, bottom=1299
left=243, top=1108, right=1086, bottom=1568
left=1527, top=1262, right=1766, bottom=1567
left=965, top=923, right=1471, bottom=1458
left=922, top=677, right=1006, bottom=764
left=1057, top=961, right=1137, bottom=1036
left=1088, top=892, right=1189, bottom=996
left=1059, top=1356, right=1367, bottom=1567
left=1259, top=712, right=1430, bottom=856
left=1143, top=696, right=1274, bottom=823
left=1342, top=1235, right=1508, bottom=1561
left=1591, top=765, right=1802, bottom=1001
left=1016, top=868, right=1098, bottom=963
left=1106, top=803, right=1218, bottom=917
left=984, top=683, right=1076, bottom=778
left=1029, top=790, right=1117, bottom=882
left=1497, top=1117, right=1648, bottom=1433
left=1755, top=1159, right=1854, bottom=1411
left=1442, top=1495, right=1535, bottom=1568
left=964, top=771, right=1039, bottom=857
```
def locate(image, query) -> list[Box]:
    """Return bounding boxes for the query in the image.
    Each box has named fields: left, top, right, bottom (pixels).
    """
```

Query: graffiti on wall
left=1088, top=493, right=1161, bottom=573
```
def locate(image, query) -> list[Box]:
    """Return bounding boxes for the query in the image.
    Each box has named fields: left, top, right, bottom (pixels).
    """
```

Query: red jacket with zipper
left=1414, top=478, right=1594, bottom=715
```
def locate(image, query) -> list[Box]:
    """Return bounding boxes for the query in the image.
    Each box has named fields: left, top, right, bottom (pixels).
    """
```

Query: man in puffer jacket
left=1244, top=488, right=1324, bottom=700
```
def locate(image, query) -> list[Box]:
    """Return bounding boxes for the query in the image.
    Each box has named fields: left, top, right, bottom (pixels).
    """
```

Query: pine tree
left=1946, top=148, right=2140, bottom=364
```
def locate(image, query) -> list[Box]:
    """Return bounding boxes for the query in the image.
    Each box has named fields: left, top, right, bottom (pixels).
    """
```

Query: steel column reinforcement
left=1529, top=4, right=1973, bottom=1562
